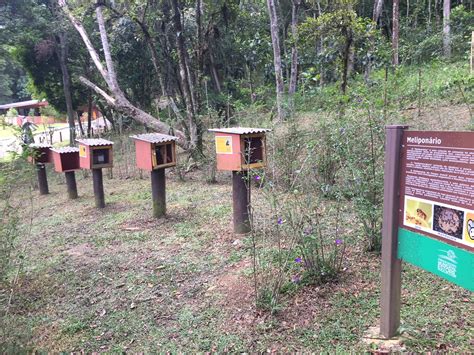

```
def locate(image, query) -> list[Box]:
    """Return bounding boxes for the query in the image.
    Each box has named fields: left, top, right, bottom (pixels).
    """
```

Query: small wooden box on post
left=51, top=147, right=81, bottom=199
left=77, top=138, right=114, bottom=208
left=29, top=143, right=52, bottom=195
left=209, top=127, right=271, bottom=234
left=130, top=133, right=178, bottom=218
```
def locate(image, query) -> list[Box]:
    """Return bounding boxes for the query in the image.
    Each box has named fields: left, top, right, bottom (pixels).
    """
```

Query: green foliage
left=400, top=5, right=474, bottom=64
left=0, top=153, right=34, bottom=287
left=0, top=46, right=29, bottom=105
left=40, top=104, right=62, bottom=119
left=284, top=197, right=347, bottom=284
left=5, top=108, right=18, bottom=118
left=298, top=2, right=387, bottom=91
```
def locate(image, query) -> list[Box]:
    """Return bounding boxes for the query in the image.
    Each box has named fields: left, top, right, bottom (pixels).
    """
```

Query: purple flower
left=277, top=218, right=283, bottom=225
left=303, top=226, right=313, bottom=236
left=335, top=239, right=343, bottom=245
left=255, top=175, right=261, bottom=181
left=295, top=257, right=302, bottom=263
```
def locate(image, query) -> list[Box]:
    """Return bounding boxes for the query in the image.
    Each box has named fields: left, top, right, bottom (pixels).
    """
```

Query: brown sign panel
left=399, top=131, right=474, bottom=252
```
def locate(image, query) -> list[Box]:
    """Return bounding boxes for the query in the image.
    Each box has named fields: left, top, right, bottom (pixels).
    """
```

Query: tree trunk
left=171, top=0, right=199, bottom=151
left=56, top=32, right=76, bottom=145
left=428, top=0, right=432, bottom=29
left=266, top=0, right=285, bottom=120
left=392, top=0, right=400, bottom=66
left=289, top=0, right=301, bottom=95
left=195, top=0, right=204, bottom=103
left=209, top=51, right=222, bottom=93
left=341, top=28, right=353, bottom=94
left=443, top=0, right=451, bottom=58
left=373, top=0, right=384, bottom=24
left=87, top=90, right=92, bottom=137
left=76, top=111, right=85, bottom=136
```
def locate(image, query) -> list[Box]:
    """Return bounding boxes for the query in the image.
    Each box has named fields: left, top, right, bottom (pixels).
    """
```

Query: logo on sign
left=437, top=249, right=457, bottom=278
left=467, top=219, right=474, bottom=241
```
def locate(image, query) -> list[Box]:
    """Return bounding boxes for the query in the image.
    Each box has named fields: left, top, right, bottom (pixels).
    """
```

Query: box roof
left=76, top=138, right=114, bottom=146
left=208, top=127, right=271, bottom=135
left=130, top=133, right=178, bottom=144
left=51, top=147, right=80, bottom=154
left=29, top=143, right=52, bottom=148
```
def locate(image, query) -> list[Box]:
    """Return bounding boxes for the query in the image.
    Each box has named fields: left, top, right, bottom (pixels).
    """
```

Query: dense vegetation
left=1, top=0, right=473, bottom=147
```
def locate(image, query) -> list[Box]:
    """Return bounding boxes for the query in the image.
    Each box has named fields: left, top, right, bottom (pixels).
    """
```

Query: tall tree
left=56, top=31, right=76, bottom=144
left=266, top=0, right=285, bottom=120
left=373, top=0, right=384, bottom=24
left=58, top=0, right=190, bottom=150
left=392, top=0, right=400, bottom=66
left=171, top=0, right=199, bottom=151
left=443, top=0, right=451, bottom=58
left=289, top=0, right=301, bottom=96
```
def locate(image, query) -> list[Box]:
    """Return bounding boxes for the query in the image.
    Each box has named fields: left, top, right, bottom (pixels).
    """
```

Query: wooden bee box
left=29, top=143, right=52, bottom=164
left=130, top=133, right=178, bottom=171
left=77, top=138, right=114, bottom=169
left=209, top=127, right=270, bottom=171
left=51, top=147, right=80, bottom=173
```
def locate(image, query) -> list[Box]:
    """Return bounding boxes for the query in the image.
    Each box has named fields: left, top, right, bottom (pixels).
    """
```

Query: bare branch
left=95, top=5, right=120, bottom=91
left=58, top=0, right=109, bottom=83
left=79, top=76, right=116, bottom=105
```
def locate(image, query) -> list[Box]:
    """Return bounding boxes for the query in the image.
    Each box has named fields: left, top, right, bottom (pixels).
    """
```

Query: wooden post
left=232, top=170, right=251, bottom=234
left=380, top=125, right=407, bottom=338
left=151, top=169, right=166, bottom=217
left=65, top=171, right=78, bottom=199
left=36, top=163, right=49, bottom=195
left=92, top=168, right=105, bottom=208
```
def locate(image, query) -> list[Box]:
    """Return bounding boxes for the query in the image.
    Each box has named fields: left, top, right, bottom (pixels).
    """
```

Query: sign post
left=380, top=125, right=407, bottom=338
left=381, top=126, right=474, bottom=339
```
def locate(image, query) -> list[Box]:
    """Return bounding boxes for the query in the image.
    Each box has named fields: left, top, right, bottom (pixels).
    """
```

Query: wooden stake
left=151, top=169, right=166, bottom=218
left=92, top=168, right=105, bottom=208
left=36, top=163, right=49, bottom=195
left=232, top=171, right=251, bottom=234
left=65, top=171, right=78, bottom=199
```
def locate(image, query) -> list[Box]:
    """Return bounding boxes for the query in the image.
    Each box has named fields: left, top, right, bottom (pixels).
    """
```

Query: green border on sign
left=398, top=228, right=474, bottom=291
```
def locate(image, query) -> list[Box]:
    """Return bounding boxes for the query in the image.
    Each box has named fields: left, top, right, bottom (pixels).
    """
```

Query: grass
left=0, top=125, right=18, bottom=139
left=0, top=157, right=471, bottom=352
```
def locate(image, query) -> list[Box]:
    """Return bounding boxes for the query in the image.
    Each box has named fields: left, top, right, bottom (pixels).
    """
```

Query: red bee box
left=51, top=147, right=80, bottom=173
left=76, top=138, right=114, bottom=170
left=208, top=127, right=270, bottom=171
left=29, top=143, right=52, bottom=164
left=130, top=133, right=178, bottom=171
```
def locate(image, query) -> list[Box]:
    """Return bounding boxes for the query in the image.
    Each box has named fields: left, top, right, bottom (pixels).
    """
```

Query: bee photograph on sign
left=404, top=197, right=433, bottom=230
left=433, top=205, right=464, bottom=240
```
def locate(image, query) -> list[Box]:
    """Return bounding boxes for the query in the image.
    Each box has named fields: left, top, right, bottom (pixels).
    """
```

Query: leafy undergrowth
left=0, top=159, right=471, bottom=352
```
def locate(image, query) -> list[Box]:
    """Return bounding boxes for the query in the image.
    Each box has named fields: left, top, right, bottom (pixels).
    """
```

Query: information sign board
left=380, top=127, right=474, bottom=339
